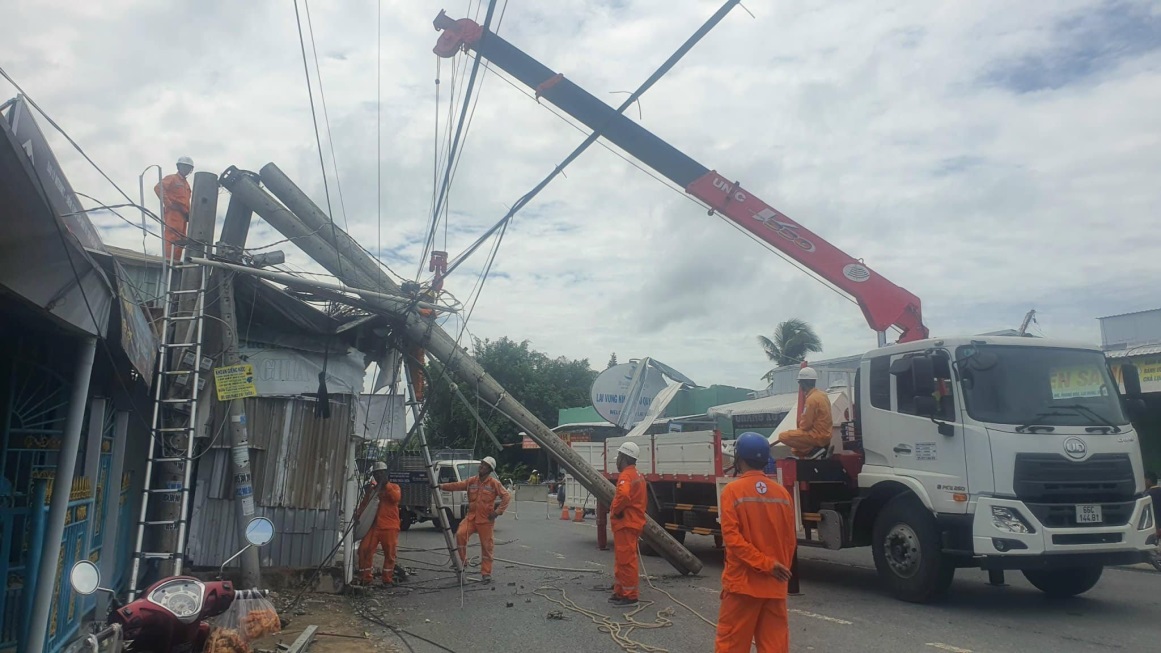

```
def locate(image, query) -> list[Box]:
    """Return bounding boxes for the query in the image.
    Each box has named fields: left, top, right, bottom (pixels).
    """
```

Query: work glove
left=488, top=511, right=499, bottom=522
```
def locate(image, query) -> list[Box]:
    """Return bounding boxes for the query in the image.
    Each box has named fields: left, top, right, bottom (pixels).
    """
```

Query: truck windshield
left=457, top=463, right=479, bottom=479
left=956, top=345, right=1128, bottom=428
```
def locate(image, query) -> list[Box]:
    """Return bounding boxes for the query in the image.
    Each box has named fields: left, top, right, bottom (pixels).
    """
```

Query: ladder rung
left=171, top=263, right=201, bottom=269
left=151, top=457, right=190, bottom=464
left=160, top=398, right=193, bottom=404
left=144, top=487, right=189, bottom=494
left=167, top=315, right=203, bottom=322
left=163, top=370, right=196, bottom=375
left=140, top=519, right=185, bottom=526
left=161, top=342, right=199, bottom=348
left=136, top=552, right=181, bottom=560
left=168, top=288, right=202, bottom=295
left=155, top=427, right=194, bottom=433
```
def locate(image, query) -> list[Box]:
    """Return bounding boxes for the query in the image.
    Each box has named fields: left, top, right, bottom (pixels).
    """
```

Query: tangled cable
left=533, top=586, right=675, bottom=653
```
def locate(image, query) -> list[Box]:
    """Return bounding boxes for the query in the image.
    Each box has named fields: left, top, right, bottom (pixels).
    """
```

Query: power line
left=302, top=0, right=350, bottom=233
left=292, top=0, right=344, bottom=280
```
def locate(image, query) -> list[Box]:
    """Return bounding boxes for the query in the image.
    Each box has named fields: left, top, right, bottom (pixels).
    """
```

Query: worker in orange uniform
left=154, top=156, right=194, bottom=261
left=439, top=456, right=510, bottom=583
left=777, top=367, right=832, bottom=459
left=716, top=432, right=796, bottom=653
left=356, top=461, right=402, bottom=585
left=609, top=441, right=647, bottom=606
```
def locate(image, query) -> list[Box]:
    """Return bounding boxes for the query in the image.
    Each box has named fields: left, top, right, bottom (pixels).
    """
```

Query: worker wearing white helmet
left=776, top=366, right=832, bottom=459
left=154, top=156, right=195, bottom=261
left=355, top=461, right=402, bottom=585
left=439, top=455, right=510, bottom=582
left=609, top=440, right=647, bottom=606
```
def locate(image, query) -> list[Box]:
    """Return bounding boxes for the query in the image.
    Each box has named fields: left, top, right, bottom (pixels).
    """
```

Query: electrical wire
left=292, top=0, right=344, bottom=281
left=302, top=0, right=350, bottom=232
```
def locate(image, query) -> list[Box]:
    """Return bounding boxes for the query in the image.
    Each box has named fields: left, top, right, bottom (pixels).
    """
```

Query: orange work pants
left=456, top=519, right=495, bottom=576
left=162, top=210, right=187, bottom=261
left=358, top=527, right=398, bottom=582
left=613, top=527, right=641, bottom=600
left=714, top=592, right=788, bottom=653
left=778, top=429, right=829, bottom=458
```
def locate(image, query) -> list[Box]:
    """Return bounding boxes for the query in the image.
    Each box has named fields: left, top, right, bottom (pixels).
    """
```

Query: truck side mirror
left=914, top=395, right=938, bottom=418
left=1121, top=363, right=1143, bottom=397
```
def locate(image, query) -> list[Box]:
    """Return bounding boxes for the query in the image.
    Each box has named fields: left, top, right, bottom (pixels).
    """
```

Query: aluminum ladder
left=128, top=260, right=209, bottom=599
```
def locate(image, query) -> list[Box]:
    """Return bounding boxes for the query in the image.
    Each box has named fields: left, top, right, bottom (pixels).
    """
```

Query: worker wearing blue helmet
left=715, top=432, right=797, bottom=653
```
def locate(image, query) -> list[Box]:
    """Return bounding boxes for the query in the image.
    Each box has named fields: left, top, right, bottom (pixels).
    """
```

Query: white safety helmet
left=481, top=456, right=497, bottom=471
left=798, top=366, right=819, bottom=381
left=176, top=156, right=194, bottom=168
left=617, top=441, right=640, bottom=459
left=371, top=461, right=388, bottom=472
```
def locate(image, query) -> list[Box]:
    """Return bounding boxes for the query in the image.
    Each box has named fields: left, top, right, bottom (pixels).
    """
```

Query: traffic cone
left=560, top=505, right=570, bottom=520
left=573, top=507, right=584, bottom=522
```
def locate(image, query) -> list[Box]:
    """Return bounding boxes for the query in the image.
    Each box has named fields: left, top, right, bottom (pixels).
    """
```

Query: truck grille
left=1012, top=453, right=1135, bottom=504
left=1024, top=501, right=1135, bottom=528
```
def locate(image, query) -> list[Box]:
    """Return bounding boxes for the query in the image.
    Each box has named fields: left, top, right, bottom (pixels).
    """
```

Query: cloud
left=3, top=0, right=1159, bottom=394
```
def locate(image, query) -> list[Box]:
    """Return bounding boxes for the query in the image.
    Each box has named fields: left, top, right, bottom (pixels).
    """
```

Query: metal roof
left=1104, top=344, right=1161, bottom=359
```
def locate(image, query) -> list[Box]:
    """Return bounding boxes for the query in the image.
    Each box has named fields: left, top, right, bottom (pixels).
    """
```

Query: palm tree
left=758, top=319, right=823, bottom=382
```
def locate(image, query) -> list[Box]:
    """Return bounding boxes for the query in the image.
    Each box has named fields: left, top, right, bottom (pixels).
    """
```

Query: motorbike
left=65, top=516, right=276, bottom=653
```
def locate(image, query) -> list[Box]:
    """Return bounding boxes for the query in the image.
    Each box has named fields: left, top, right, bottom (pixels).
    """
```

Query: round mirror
left=70, top=560, right=101, bottom=595
left=244, top=516, right=275, bottom=547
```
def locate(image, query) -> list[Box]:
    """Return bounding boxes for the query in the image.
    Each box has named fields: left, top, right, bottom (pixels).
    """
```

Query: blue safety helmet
left=735, top=432, right=770, bottom=467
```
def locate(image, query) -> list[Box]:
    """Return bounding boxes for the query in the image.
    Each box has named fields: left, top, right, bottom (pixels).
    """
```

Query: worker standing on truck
left=356, top=462, right=402, bottom=585
left=609, top=441, right=647, bottom=606
left=716, top=432, right=796, bottom=653
left=440, top=456, right=510, bottom=583
left=154, top=156, right=194, bottom=261
left=777, top=367, right=832, bottom=459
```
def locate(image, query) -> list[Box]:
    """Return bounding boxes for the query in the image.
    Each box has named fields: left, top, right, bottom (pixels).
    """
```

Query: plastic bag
left=208, top=589, right=281, bottom=652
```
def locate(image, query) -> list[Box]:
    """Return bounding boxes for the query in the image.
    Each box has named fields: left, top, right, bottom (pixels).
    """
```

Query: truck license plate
left=1076, top=504, right=1103, bottom=524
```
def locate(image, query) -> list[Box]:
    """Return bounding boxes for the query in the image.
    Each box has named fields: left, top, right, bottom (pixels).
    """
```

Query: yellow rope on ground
left=637, top=553, right=719, bottom=630
left=533, top=586, right=675, bottom=653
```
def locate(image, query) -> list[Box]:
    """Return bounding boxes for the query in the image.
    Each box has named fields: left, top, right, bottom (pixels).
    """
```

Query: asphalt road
left=353, top=501, right=1160, bottom=653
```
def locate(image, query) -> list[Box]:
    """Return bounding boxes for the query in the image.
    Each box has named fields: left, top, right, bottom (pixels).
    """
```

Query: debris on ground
left=546, top=610, right=566, bottom=621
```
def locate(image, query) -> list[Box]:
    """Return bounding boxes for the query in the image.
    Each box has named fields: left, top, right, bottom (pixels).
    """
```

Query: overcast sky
left=3, top=0, right=1160, bottom=391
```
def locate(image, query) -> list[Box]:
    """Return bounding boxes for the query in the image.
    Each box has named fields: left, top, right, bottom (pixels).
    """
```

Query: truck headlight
left=1138, top=507, right=1155, bottom=531
left=991, top=506, right=1034, bottom=534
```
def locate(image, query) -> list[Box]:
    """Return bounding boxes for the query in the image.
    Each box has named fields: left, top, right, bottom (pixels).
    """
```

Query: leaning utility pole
left=211, top=188, right=262, bottom=587
left=221, top=166, right=701, bottom=576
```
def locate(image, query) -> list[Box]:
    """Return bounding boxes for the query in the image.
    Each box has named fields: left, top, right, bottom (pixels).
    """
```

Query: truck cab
left=824, top=336, right=1154, bottom=601
left=395, top=457, right=480, bottom=530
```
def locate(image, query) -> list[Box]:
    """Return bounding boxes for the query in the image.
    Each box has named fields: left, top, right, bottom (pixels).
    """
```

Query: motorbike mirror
left=244, top=516, right=275, bottom=547
left=70, top=560, right=101, bottom=596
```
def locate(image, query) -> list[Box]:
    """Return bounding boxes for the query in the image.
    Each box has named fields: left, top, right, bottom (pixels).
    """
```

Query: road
left=349, top=500, right=1160, bottom=653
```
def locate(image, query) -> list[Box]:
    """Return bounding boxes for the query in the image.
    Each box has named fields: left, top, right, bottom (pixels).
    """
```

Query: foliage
left=607, top=352, right=618, bottom=369
left=421, top=337, right=597, bottom=465
left=758, top=318, right=823, bottom=382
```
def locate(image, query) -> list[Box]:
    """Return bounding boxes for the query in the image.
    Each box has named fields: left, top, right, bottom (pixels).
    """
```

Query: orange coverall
left=357, top=481, right=402, bottom=583
left=777, top=387, right=832, bottom=457
left=715, top=470, right=797, bottom=653
left=441, top=475, right=511, bottom=577
left=610, top=464, right=647, bottom=601
left=154, top=173, right=191, bottom=261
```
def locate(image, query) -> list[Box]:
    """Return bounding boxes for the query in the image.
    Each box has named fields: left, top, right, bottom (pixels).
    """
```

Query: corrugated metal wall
left=187, top=396, right=354, bottom=568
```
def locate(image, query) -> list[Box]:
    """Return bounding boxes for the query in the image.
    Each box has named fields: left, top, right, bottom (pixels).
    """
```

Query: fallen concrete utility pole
left=221, top=168, right=702, bottom=576
left=188, top=257, right=452, bottom=314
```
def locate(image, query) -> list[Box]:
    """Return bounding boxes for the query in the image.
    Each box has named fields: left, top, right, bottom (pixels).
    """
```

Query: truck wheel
left=871, top=494, right=955, bottom=603
left=400, top=511, right=413, bottom=532
left=1022, top=566, right=1103, bottom=598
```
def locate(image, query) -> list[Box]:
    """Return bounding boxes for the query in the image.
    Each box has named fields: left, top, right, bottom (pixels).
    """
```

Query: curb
left=1112, top=563, right=1157, bottom=574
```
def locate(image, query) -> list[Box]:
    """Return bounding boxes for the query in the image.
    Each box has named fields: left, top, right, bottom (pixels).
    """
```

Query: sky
left=3, top=0, right=1160, bottom=392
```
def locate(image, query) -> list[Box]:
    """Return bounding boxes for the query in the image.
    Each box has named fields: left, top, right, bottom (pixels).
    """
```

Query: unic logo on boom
left=710, top=177, right=816, bottom=252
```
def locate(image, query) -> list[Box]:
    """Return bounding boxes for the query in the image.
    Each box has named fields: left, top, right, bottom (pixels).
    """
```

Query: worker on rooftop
left=440, top=456, right=510, bottom=583
left=355, top=461, right=402, bottom=585
left=715, top=432, right=796, bottom=653
left=776, top=367, right=832, bottom=459
left=154, top=156, right=194, bottom=261
left=609, top=441, right=647, bottom=606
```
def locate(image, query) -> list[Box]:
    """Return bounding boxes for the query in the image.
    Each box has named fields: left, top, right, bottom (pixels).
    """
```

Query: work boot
left=608, top=596, right=638, bottom=607
left=480, top=575, right=492, bottom=584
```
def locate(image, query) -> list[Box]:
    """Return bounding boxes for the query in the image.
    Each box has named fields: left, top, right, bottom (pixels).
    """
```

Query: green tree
left=758, top=318, right=823, bottom=382
left=606, top=352, right=618, bottom=369
left=422, top=337, right=597, bottom=465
